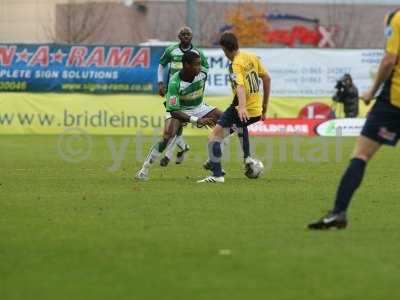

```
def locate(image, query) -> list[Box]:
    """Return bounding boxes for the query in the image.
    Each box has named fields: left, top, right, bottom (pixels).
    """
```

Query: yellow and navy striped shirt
left=378, top=9, right=400, bottom=107
left=228, top=51, right=268, bottom=117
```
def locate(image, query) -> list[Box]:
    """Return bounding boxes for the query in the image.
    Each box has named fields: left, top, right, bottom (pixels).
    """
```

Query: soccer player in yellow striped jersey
left=198, top=31, right=271, bottom=183
left=228, top=49, right=269, bottom=120
left=308, top=9, right=400, bottom=229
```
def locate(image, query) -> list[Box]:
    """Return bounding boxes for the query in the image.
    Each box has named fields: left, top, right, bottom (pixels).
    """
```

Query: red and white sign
left=264, top=25, right=320, bottom=47
left=298, top=102, right=333, bottom=119
left=248, top=119, right=324, bottom=136
left=317, top=25, right=339, bottom=48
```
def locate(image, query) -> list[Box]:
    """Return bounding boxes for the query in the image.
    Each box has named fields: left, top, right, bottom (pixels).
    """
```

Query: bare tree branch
left=47, top=0, right=111, bottom=44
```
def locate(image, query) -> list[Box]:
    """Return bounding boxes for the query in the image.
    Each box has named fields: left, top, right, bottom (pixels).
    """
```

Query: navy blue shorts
left=361, top=101, right=400, bottom=146
left=217, top=105, right=261, bottom=128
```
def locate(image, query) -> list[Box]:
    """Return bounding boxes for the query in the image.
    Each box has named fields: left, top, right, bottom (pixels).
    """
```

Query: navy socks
left=208, top=141, right=223, bottom=177
left=333, top=158, right=367, bottom=214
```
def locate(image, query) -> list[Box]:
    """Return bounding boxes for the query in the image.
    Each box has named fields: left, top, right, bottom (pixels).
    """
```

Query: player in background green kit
left=136, top=51, right=220, bottom=180
left=157, top=26, right=209, bottom=167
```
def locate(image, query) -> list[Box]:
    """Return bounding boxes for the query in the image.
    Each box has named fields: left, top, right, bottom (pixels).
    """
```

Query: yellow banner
left=0, top=93, right=371, bottom=135
left=267, top=98, right=371, bottom=118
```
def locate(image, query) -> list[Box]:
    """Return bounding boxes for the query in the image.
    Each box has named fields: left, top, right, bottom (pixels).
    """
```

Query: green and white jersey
left=159, top=43, right=209, bottom=82
left=166, top=71, right=207, bottom=112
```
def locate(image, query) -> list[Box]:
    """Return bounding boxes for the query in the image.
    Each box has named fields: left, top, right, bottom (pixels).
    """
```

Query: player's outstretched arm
left=170, top=111, right=191, bottom=123
left=157, top=64, right=166, bottom=96
left=170, top=111, right=214, bottom=128
left=362, top=52, right=397, bottom=105
left=236, top=85, right=249, bottom=122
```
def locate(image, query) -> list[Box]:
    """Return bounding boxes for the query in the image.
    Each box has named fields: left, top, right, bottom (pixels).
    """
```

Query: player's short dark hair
left=182, top=50, right=200, bottom=65
left=178, top=26, right=192, bottom=36
left=219, top=31, right=239, bottom=52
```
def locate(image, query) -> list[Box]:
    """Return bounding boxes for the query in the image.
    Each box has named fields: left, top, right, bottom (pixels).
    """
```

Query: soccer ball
left=245, top=159, right=264, bottom=179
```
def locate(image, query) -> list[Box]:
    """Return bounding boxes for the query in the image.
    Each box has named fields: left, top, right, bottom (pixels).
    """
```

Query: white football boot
left=197, top=176, right=225, bottom=183
left=135, top=167, right=149, bottom=181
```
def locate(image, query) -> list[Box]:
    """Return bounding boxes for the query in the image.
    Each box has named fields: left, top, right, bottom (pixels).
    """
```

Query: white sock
left=143, top=146, right=162, bottom=168
left=176, top=135, right=187, bottom=151
left=221, top=136, right=229, bottom=153
left=164, top=135, right=177, bottom=160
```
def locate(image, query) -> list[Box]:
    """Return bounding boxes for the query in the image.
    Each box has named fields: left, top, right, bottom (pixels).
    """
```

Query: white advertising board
left=316, top=118, right=366, bottom=137
left=204, top=48, right=383, bottom=97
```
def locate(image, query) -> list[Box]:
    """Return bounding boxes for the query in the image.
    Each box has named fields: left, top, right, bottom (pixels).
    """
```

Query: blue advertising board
left=0, top=44, right=164, bottom=93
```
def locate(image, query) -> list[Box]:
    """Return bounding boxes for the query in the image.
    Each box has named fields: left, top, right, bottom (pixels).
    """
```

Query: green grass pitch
left=1, top=135, right=400, bottom=300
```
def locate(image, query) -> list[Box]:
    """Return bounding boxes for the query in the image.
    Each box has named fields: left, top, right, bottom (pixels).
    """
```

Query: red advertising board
left=248, top=119, right=324, bottom=136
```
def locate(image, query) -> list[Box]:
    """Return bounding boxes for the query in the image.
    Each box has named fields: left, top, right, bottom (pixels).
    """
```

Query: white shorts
left=166, top=103, right=215, bottom=120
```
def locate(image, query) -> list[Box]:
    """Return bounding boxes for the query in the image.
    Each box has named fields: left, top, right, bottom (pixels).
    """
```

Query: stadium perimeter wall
left=0, top=1, right=396, bottom=49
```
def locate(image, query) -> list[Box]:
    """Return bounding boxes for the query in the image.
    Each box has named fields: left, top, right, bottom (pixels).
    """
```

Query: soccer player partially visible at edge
left=308, top=9, right=400, bottom=229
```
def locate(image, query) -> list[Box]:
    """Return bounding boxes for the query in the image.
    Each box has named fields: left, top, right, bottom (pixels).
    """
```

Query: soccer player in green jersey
left=157, top=26, right=209, bottom=167
left=136, top=51, right=220, bottom=180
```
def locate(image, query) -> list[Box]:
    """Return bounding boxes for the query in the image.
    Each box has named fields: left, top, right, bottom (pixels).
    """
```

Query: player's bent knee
left=352, top=149, right=375, bottom=162
left=163, top=125, right=175, bottom=140
left=352, top=135, right=381, bottom=162
left=352, top=146, right=372, bottom=161
left=163, top=132, right=174, bottom=141
left=208, top=125, right=224, bottom=142
left=352, top=154, right=370, bottom=162
left=163, top=122, right=179, bottom=140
